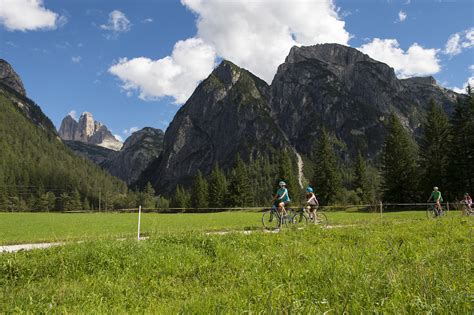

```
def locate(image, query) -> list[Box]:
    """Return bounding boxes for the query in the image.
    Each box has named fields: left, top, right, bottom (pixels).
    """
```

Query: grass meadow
left=0, top=211, right=472, bottom=313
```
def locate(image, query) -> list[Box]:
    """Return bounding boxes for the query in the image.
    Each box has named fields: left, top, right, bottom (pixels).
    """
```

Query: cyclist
left=462, top=193, right=472, bottom=210
left=273, top=181, right=290, bottom=216
left=305, top=187, right=319, bottom=221
left=427, top=186, right=443, bottom=214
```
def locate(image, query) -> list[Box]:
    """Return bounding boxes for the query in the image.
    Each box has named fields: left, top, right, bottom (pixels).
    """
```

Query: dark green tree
left=191, top=171, right=209, bottom=209
left=354, top=151, right=372, bottom=204
left=172, top=185, right=191, bottom=209
left=447, top=88, right=474, bottom=198
left=209, top=163, right=228, bottom=208
left=140, top=182, right=157, bottom=209
left=419, top=100, right=451, bottom=197
left=381, top=113, right=419, bottom=202
left=227, top=155, right=252, bottom=207
left=312, top=128, right=342, bottom=205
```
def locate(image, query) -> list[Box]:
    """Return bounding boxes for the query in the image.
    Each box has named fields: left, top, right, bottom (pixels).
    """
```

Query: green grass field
left=1, top=211, right=472, bottom=313
left=0, top=210, right=443, bottom=245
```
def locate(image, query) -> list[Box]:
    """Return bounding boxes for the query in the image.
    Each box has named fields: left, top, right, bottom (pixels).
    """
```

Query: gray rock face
left=58, top=112, right=122, bottom=151
left=270, top=44, right=460, bottom=159
left=102, top=127, right=164, bottom=185
left=141, top=61, right=292, bottom=194
left=63, top=140, right=114, bottom=164
left=0, top=59, right=26, bottom=96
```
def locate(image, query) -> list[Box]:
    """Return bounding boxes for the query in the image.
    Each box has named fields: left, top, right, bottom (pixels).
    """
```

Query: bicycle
left=460, top=201, right=474, bottom=216
left=426, top=203, right=446, bottom=219
left=291, top=206, right=328, bottom=228
left=261, top=205, right=293, bottom=230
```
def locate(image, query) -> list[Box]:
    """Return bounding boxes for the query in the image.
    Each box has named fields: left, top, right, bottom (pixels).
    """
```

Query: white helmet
left=433, top=186, right=438, bottom=191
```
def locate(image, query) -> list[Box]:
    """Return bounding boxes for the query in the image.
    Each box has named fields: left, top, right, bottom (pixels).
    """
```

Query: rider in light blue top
left=274, top=181, right=291, bottom=214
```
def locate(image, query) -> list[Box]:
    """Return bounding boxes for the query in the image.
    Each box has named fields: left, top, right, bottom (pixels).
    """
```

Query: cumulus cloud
left=444, top=28, right=474, bottom=56
left=398, top=11, right=407, bottom=22
left=100, top=10, right=131, bottom=38
left=109, top=38, right=217, bottom=103
left=358, top=38, right=440, bottom=78
left=71, top=56, right=82, bottom=63
left=68, top=110, right=77, bottom=120
left=182, top=0, right=350, bottom=82
left=123, top=126, right=139, bottom=135
left=0, top=0, right=65, bottom=31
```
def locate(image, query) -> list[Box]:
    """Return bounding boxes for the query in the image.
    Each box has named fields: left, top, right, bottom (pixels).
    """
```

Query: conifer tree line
left=171, top=90, right=474, bottom=208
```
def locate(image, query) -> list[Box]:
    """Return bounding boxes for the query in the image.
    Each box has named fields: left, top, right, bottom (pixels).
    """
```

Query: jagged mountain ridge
left=0, top=59, right=26, bottom=96
left=139, top=44, right=461, bottom=195
left=58, top=112, right=123, bottom=151
left=270, top=44, right=459, bottom=158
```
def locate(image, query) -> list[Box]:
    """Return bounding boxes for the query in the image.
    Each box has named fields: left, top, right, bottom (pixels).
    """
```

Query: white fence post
left=137, top=205, right=142, bottom=241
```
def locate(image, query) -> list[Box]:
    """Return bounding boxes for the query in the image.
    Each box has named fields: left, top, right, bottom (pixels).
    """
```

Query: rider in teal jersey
left=273, top=181, right=290, bottom=215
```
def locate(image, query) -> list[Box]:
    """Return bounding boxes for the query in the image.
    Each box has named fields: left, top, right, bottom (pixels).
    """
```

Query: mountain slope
left=138, top=61, right=293, bottom=194
left=102, top=127, right=164, bottom=185
left=0, top=82, right=127, bottom=211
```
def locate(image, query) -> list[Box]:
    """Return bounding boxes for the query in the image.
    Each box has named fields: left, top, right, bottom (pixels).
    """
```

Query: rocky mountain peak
left=285, top=43, right=373, bottom=67
left=58, top=111, right=122, bottom=151
left=212, top=60, right=243, bottom=86
left=0, top=59, right=27, bottom=96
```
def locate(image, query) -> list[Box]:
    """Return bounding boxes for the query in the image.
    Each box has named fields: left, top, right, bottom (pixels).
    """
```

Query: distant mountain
left=102, top=127, right=164, bottom=185
left=58, top=112, right=123, bottom=151
left=139, top=44, right=462, bottom=196
left=62, top=126, right=164, bottom=185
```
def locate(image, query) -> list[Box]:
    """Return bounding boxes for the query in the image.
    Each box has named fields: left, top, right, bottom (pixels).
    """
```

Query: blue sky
left=1, top=0, right=473, bottom=142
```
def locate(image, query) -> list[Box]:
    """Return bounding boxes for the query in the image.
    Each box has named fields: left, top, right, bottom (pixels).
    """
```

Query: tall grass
left=1, top=217, right=472, bottom=313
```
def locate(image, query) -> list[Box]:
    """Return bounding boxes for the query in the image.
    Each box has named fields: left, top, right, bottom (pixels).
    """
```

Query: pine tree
left=354, top=150, right=372, bottom=203
left=60, top=192, right=71, bottom=211
left=71, top=189, right=82, bottom=210
left=191, top=171, right=209, bottom=209
left=419, top=100, right=451, bottom=197
left=278, top=150, right=301, bottom=204
left=447, top=88, right=474, bottom=198
left=141, top=182, right=156, bottom=209
left=312, top=129, right=342, bottom=205
left=227, top=155, right=252, bottom=207
left=172, top=185, right=191, bottom=209
left=209, top=163, right=228, bottom=208
left=381, top=113, right=419, bottom=202
left=83, top=197, right=91, bottom=211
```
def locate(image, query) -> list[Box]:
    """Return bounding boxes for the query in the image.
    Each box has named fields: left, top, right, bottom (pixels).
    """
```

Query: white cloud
left=109, top=38, right=217, bottom=103
left=71, top=56, right=82, bottom=63
left=0, top=0, right=64, bottom=31
left=444, top=27, right=474, bottom=56
left=358, top=38, right=440, bottom=78
left=123, top=127, right=139, bottom=135
left=398, top=11, right=407, bottom=22
left=68, top=110, right=77, bottom=120
left=100, top=10, right=131, bottom=37
left=114, top=134, right=124, bottom=142
left=142, top=18, right=153, bottom=23
left=182, top=0, right=350, bottom=83
left=452, top=65, right=474, bottom=94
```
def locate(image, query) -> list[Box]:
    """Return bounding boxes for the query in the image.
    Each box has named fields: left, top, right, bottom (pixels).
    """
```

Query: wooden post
left=380, top=201, right=383, bottom=222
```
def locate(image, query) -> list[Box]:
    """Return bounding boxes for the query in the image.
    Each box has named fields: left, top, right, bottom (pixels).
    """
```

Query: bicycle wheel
left=291, top=211, right=308, bottom=228
left=315, top=212, right=328, bottom=227
left=426, top=206, right=436, bottom=219
left=262, top=210, right=281, bottom=230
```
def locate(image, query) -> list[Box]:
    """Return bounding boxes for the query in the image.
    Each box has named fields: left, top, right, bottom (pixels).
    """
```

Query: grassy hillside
left=0, top=91, right=127, bottom=211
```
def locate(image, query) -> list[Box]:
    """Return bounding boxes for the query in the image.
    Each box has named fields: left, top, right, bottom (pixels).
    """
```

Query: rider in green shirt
left=427, top=186, right=443, bottom=210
